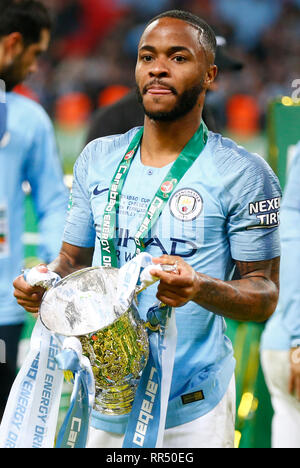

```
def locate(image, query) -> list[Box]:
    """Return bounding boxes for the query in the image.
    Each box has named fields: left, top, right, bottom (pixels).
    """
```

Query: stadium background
left=16, top=0, right=300, bottom=448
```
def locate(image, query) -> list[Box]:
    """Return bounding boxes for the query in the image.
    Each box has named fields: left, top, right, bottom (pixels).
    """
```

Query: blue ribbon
left=55, top=349, right=93, bottom=448
left=122, top=304, right=171, bottom=448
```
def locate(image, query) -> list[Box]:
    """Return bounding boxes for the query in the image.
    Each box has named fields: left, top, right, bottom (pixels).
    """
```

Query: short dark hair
left=146, top=10, right=217, bottom=60
left=0, top=0, right=52, bottom=45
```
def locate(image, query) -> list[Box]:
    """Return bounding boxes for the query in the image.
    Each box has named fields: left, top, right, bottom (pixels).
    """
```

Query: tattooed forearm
left=236, top=258, right=279, bottom=289
left=192, top=257, right=280, bottom=322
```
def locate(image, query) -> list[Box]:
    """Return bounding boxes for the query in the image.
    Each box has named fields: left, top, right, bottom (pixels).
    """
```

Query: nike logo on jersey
left=93, top=186, right=109, bottom=196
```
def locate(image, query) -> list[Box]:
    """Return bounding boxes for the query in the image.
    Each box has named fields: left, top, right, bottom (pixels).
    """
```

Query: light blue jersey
left=64, top=127, right=281, bottom=431
left=0, top=82, right=6, bottom=142
left=261, top=142, right=300, bottom=351
left=0, top=103, right=6, bottom=142
left=0, top=92, right=69, bottom=326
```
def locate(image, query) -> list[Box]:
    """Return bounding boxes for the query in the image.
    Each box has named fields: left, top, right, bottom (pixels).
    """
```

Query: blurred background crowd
left=16, top=0, right=300, bottom=172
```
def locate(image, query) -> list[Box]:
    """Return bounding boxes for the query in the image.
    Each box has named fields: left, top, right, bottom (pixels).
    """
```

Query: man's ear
left=204, top=64, right=218, bottom=90
left=2, top=32, right=24, bottom=66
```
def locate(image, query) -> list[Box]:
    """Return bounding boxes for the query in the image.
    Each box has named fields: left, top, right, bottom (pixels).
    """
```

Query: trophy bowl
left=39, top=267, right=149, bottom=415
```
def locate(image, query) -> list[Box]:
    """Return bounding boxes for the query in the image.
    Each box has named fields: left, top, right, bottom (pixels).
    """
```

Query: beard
left=0, top=53, right=24, bottom=92
left=136, top=81, right=204, bottom=122
left=0, top=65, right=20, bottom=92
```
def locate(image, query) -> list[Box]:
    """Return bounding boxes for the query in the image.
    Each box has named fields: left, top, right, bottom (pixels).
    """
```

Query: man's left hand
left=150, top=255, right=200, bottom=308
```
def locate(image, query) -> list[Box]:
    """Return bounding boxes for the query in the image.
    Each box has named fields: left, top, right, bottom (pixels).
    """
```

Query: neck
left=141, top=107, right=203, bottom=168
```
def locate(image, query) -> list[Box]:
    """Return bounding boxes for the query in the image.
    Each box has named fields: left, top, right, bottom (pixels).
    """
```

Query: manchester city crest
left=170, top=188, right=203, bottom=221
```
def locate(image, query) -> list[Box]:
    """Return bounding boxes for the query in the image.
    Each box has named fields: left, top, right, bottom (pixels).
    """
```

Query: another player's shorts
left=261, top=350, right=300, bottom=448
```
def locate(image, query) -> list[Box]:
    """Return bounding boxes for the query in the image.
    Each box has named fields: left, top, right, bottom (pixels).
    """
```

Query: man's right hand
left=13, top=274, right=46, bottom=314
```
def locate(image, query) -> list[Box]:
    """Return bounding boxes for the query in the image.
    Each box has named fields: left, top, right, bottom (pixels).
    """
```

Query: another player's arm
left=13, top=242, right=94, bottom=313
left=151, top=255, right=280, bottom=322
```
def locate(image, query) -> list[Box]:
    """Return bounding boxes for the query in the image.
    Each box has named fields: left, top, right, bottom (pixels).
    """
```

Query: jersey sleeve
left=25, top=109, right=69, bottom=263
left=63, top=144, right=96, bottom=248
left=276, top=144, right=300, bottom=347
left=220, top=144, right=282, bottom=262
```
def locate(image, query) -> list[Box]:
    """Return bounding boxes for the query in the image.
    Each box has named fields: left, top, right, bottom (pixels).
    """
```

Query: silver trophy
left=39, top=266, right=150, bottom=416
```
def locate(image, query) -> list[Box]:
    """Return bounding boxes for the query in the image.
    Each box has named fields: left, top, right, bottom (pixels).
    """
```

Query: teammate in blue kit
left=0, top=0, right=10, bottom=143
left=0, top=0, right=25, bottom=143
left=13, top=10, right=281, bottom=448
left=260, top=141, right=300, bottom=448
left=0, top=1, right=69, bottom=420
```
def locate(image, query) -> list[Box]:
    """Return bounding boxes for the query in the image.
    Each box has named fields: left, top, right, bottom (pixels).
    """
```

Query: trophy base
left=94, top=383, right=138, bottom=415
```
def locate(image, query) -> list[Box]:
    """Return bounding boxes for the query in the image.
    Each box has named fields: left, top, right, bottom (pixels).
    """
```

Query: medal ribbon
left=99, top=122, right=208, bottom=267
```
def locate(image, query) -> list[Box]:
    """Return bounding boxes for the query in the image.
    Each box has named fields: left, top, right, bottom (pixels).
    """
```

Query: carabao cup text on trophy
left=39, top=267, right=149, bottom=415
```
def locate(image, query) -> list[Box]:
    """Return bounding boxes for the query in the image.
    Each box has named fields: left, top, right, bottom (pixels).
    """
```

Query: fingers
left=14, top=295, right=43, bottom=313
left=14, top=294, right=42, bottom=312
left=151, top=256, right=180, bottom=279
left=150, top=268, right=194, bottom=287
left=13, top=274, right=43, bottom=294
left=150, top=256, right=195, bottom=286
left=13, top=274, right=45, bottom=313
left=150, top=255, right=199, bottom=306
left=152, top=255, right=182, bottom=266
left=156, top=287, right=188, bottom=308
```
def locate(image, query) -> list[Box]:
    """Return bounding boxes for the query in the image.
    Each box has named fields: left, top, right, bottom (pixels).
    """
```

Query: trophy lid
left=39, top=267, right=129, bottom=336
